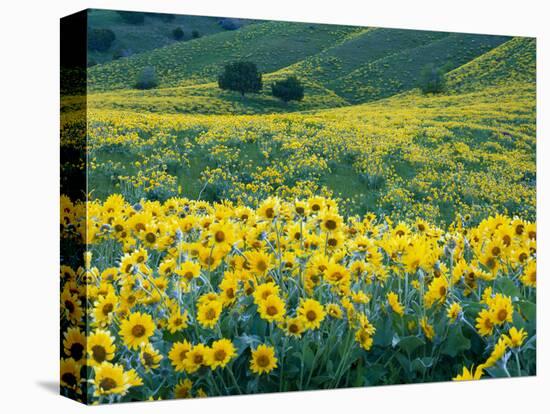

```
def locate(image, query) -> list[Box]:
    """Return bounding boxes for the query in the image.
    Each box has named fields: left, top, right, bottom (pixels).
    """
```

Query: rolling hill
left=86, top=21, right=516, bottom=115
left=87, top=9, right=258, bottom=65
left=87, top=20, right=363, bottom=91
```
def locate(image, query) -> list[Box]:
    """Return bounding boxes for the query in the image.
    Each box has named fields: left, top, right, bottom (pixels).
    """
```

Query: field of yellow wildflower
left=60, top=10, right=536, bottom=404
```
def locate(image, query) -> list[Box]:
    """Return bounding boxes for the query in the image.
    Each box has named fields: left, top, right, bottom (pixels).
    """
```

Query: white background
left=0, top=0, right=548, bottom=412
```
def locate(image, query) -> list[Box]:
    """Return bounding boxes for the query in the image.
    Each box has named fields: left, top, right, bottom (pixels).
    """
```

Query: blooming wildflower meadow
left=60, top=10, right=536, bottom=404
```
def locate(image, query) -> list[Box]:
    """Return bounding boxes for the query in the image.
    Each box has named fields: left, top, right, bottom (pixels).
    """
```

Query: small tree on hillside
left=218, top=61, right=262, bottom=96
left=271, top=76, right=304, bottom=102
left=135, top=66, right=158, bottom=90
left=418, top=64, right=446, bottom=94
left=172, top=27, right=184, bottom=40
left=88, top=28, right=116, bottom=52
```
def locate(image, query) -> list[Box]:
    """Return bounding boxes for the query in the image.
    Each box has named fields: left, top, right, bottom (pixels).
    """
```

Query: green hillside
left=87, top=9, right=257, bottom=65
left=446, top=37, right=536, bottom=92
left=274, top=28, right=448, bottom=86
left=86, top=75, right=349, bottom=115
left=86, top=36, right=531, bottom=116
left=87, top=20, right=512, bottom=111
left=87, top=21, right=363, bottom=91
left=330, top=32, right=510, bottom=103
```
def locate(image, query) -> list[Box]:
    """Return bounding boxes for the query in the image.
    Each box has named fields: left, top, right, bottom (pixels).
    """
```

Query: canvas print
left=60, top=9, right=536, bottom=404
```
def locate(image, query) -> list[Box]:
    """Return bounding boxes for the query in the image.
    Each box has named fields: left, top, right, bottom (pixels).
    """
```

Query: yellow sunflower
left=140, top=343, right=163, bottom=372
left=247, top=250, right=273, bottom=277
left=489, top=294, right=514, bottom=325
left=475, top=309, right=494, bottom=337
left=61, top=290, right=83, bottom=324
left=258, top=294, right=286, bottom=323
left=520, top=260, right=536, bottom=287
left=196, top=299, right=223, bottom=329
left=93, top=292, right=118, bottom=327
left=283, top=316, right=306, bottom=338
left=119, top=312, right=155, bottom=350
left=185, top=344, right=210, bottom=373
left=174, top=378, right=193, bottom=399
left=207, top=338, right=236, bottom=369
left=87, top=329, right=116, bottom=367
left=60, top=358, right=81, bottom=390
left=63, top=327, right=86, bottom=363
left=326, top=303, right=343, bottom=319
left=297, top=298, right=326, bottom=330
left=504, top=327, right=528, bottom=348
left=168, top=340, right=192, bottom=372
left=250, top=344, right=278, bottom=375
left=453, top=365, right=484, bottom=381
left=167, top=310, right=189, bottom=333
left=92, top=362, right=139, bottom=397
left=420, top=317, right=435, bottom=341
left=257, top=197, right=280, bottom=220
left=253, top=282, right=280, bottom=305
left=424, top=276, right=449, bottom=307
left=207, top=221, right=235, bottom=250
left=175, top=261, right=201, bottom=283
left=447, top=302, right=462, bottom=322
left=483, top=336, right=509, bottom=368
left=387, top=292, right=405, bottom=316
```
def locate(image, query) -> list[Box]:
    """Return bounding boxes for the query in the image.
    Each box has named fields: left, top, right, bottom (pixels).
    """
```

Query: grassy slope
left=87, top=25, right=512, bottom=114
left=274, top=28, right=448, bottom=86
left=446, top=37, right=536, bottom=92
left=87, top=76, right=349, bottom=115
left=87, top=9, right=257, bottom=64
left=88, top=20, right=363, bottom=91
left=331, top=33, right=511, bottom=103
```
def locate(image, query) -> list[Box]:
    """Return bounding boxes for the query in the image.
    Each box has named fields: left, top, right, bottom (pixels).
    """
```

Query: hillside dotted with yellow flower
left=60, top=10, right=536, bottom=404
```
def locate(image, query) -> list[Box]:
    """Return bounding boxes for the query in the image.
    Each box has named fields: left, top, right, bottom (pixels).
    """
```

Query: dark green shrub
left=219, top=18, right=241, bottom=30
left=191, top=30, right=200, bottom=39
left=218, top=61, right=262, bottom=96
left=271, top=76, right=304, bottom=102
left=172, top=27, right=184, bottom=40
left=135, top=66, right=158, bottom=90
left=88, top=28, right=116, bottom=52
left=418, top=64, right=446, bottom=94
left=112, top=48, right=131, bottom=60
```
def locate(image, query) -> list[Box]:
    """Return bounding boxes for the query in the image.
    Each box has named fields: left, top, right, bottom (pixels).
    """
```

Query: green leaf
left=303, top=344, right=315, bottom=369
left=496, top=278, right=521, bottom=298
left=411, top=357, right=434, bottom=373
left=233, top=334, right=261, bottom=356
left=394, top=352, right=412, bottom=376
left=374, top=315, right=393, bottom=347
left=396, top=335, right=425, bottom=355
left=517, top=300, right=536, bottom=322
left=441, top=324, right=470, bottom=357
left=363, top=363, right=387, bottom=385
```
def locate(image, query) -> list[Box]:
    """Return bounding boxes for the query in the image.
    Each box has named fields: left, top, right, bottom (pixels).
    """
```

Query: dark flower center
left=266, top=306, right=278, bottom=316
left=215, top=231, right=225, bottom=243
left=325, top=219, right=337, bottom=230
left=215, top=350, right=227, bottom=361
left=70, top=343, right=84, bottom=361
left=62, top=372, right=77, bottom=387
left=257, top=355, right=270, bottom=367
left=132, top=324, right=146, bottom=337
left=102, top=303, right=114, bottom=316
left=92, top=345, right=107, bottom=363
left=99, top=377, right=117, bottom=392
